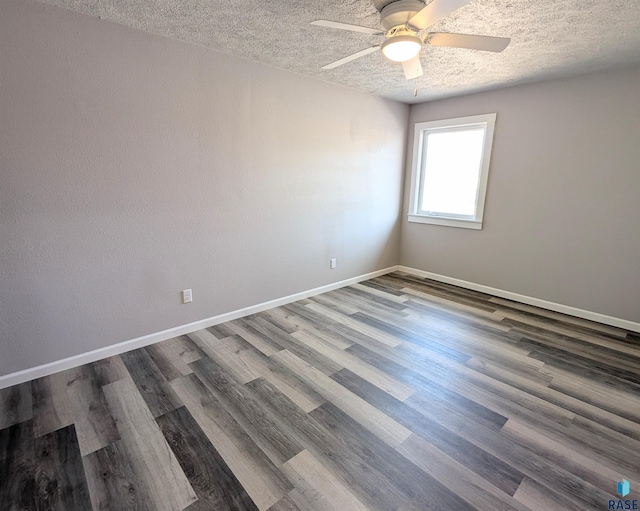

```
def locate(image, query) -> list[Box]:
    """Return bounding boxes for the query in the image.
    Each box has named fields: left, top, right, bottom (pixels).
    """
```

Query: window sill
left=407, top=214, right=483, bottom=230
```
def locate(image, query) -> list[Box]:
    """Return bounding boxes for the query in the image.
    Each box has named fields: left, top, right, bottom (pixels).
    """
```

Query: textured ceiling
left=37, top=0, right=640, bottom=103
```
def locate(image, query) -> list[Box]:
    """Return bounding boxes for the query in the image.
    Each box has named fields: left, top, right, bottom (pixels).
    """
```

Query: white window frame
left=407, top=113, right=496, bottom=230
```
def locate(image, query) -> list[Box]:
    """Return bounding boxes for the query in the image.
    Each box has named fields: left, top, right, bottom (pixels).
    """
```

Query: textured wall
left=0, top=0, right=408, bottom=376
left=401, top=65, right=640, bottom=323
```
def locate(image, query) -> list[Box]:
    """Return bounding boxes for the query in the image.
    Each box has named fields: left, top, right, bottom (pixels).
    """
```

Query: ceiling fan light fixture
left=381, top=34, right=423, bottom=62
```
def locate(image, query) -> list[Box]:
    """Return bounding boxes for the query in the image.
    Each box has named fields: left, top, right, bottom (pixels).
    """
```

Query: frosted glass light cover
left=381, top=36, right=422, bottom=62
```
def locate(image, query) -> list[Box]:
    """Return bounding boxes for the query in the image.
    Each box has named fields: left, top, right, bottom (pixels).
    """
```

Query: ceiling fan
left=311, top=0, right=510, bottom=80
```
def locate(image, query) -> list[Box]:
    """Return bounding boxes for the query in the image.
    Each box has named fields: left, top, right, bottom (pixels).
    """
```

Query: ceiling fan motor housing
left=380, top=0, right=425, bottom=31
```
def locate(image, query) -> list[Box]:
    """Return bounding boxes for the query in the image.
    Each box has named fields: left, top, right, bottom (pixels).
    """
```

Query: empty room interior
left=2, top=0, right=640, bottom=509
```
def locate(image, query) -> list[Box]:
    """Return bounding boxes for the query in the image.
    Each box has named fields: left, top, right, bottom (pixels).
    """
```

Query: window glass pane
left=420, top=128, right=485, bottom=216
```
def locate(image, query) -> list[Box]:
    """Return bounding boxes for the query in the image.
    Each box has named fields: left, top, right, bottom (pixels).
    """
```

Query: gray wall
left=0, top=0, right=408, bottom=376
left=401, top=65, right=640, bottom=323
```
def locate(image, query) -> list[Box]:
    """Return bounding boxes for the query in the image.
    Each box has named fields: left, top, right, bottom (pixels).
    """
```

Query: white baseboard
left=5, top=264, right=636, bottom=389
left=398, top=266, right=640, bottom=333
left=0, top=266, right=399, bottom=390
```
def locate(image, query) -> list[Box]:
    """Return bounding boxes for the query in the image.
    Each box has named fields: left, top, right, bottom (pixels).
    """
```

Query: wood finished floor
left=1, top=272, right=640, bottom=510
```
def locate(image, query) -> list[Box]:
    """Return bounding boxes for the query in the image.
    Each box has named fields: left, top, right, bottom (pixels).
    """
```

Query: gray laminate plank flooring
left=1, top=272, right=639, bottom=510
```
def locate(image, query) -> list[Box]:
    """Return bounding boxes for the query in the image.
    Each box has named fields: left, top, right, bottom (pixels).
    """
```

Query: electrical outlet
left=182, top=289, right=192, bottom=304
left=330, top=258, right=337, bottom=269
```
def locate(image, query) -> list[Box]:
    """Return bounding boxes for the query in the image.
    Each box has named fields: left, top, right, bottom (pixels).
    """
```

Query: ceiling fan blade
left=402, top=56, right=424, bottom=79
left=321, top=46, right=380, bottom=70
left=427, top=33, right=510, bottom=52
left=311, top=20, right=384, bottom=35
left=408, top=0, right=472, bottom=30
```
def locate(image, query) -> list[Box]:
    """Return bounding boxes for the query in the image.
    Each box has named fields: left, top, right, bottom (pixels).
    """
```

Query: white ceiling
left=38, top=0, right=640, bottom=103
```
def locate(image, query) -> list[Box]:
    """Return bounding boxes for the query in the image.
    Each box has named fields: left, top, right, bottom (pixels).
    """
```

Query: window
left=408, top=113, right=496, bottom=230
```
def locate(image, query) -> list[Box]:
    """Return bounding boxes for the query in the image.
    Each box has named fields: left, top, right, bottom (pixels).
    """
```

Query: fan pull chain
left=414, top=76, right=418, bottom=97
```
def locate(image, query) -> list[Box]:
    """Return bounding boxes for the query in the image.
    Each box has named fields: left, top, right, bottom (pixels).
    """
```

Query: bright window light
left=420, top=128, right=485, bottom=216
left=408, top=113, right=497, bottom=230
